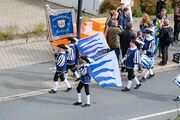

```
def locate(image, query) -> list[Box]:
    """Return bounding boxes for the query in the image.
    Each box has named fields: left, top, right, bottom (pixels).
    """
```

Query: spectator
left=156, top=0, right=166, bottom=16
left=153, top=9, right=168, bottom=57
left=106, top=20, right=122, bottom=61
left=117, top=3, right=131, bottom=30
left=174, top=0, right=180, bottom=42
left=140, top=13, right=152, bottom=32
left=120, top=22, right=135, bottom=58
left=158, top=19, right=173, bottom=66
left=104, top=10, right=119, bottom=37
left=120, top=0, right=134, bottom=21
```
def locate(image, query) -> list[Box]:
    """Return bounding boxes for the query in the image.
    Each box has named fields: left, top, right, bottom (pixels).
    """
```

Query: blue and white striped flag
left=77, top=33, right=109, bottom=59
left=174, top=73, right=180, bottom=87
left=140, top=54, right=154, bottom=70
left=90, top=51, right=122, bottom=87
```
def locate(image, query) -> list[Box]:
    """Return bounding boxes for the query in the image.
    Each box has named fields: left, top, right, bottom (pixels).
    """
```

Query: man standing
left=120, top=0, right=134, bottom=21
left=120, top=22, right=135, bottom=72
left=106, top=20, right=122, bottom=61
left=158, top=19, right=173, bottom=66
left=117, top=3, right=131, bottom=30
left=120, top=22, right=135, bottom=58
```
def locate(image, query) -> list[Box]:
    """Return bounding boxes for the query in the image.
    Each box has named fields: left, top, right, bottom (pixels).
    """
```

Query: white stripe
left=83, top=44, right=103, bottom=53
left=128, top=109, right=180, bottom=120
left=99, top=79, right=121, bottom=86
left=57, top=56, right=65, bottom=66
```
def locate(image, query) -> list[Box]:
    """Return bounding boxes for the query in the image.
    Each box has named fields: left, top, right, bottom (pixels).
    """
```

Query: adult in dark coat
left=174, top=0, right=180, bottom=42
left=158, top=19, right=173, bottom=66
left=120, top=22, right=135, bottom=58
left=120, top=23, right=135, bottom=72
left=156, top=0, right=166, bottom=16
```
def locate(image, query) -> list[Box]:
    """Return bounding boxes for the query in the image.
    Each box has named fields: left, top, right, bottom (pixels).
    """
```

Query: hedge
left=99, top=0, right=177, bottom=17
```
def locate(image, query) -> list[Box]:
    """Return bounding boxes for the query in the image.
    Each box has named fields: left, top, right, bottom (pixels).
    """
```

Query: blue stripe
left=91, top=68, right=114, bottom=76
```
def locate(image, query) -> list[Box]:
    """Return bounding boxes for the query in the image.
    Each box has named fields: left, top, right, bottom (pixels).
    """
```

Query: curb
left=120, top=63, right=179, bottom=79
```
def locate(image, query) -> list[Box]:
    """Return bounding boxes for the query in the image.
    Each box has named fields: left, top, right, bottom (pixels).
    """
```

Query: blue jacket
left=67, top=44, right=78, bottom=65
left=143, top=36, right=156, bottom=58
left=79, top=64, right=91, bottom=84
left=118, top=11, right=131, bottom=30
left=55, top=51, right=67, bottom=73
left=125, top=47, right=140, bottom=69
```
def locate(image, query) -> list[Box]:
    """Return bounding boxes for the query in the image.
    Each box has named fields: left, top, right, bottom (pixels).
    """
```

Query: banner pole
left=77, top=0, right=83, bottom=39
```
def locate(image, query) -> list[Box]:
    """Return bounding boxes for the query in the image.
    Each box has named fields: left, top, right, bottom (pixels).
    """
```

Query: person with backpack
left=158, top=19, right=173, bottom=66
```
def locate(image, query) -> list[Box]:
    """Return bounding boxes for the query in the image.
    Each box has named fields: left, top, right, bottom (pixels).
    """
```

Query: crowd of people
left=47, top=0, right=180, bottom=108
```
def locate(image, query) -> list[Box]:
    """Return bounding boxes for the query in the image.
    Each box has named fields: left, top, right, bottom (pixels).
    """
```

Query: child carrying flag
left=73, top=56, right=92, bottom=107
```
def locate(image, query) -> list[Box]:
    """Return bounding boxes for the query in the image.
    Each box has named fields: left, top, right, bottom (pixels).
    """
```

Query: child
left=136, top=31, right=145, bottom=73
left=173, top=73, right=180, bottom=101
left=121, top=35, right=141, bottom=92
left=73, top=56, right=92, bottom=107
left=65, top=37, right=80, bottom=82
left=48, top=44, right=72, bottom=93
left=142, top=28, right=156, bottom=79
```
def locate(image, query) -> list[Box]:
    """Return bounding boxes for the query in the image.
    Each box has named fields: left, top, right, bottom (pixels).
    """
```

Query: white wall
left=47, top=0, right=104, bottom=15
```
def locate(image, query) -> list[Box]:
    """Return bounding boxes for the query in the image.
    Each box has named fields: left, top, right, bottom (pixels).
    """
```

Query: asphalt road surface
left=0, top=66, right=179, bottom=120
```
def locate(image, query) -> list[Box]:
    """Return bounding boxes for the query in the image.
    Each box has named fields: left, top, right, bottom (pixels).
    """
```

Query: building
left=47, top=0, right=104, bottom=15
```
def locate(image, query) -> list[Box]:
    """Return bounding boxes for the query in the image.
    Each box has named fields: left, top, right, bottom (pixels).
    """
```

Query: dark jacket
left=106, top=26, right=122, bottom=49
left=120, top=29, right=135, bottom=51
left=159, top=26, right=172, bottom=45
left=174, top=4, right=180, bottom=21
left=118, top=11, right=131, bottom=30
left=156, top=1, right=166, bottom=14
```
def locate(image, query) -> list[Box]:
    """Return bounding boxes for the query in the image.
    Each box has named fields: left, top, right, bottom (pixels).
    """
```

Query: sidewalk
left=0, top=39, right=54, bottom=69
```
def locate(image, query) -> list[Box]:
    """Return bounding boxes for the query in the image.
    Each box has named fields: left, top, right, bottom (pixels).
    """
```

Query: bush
left=99, top=0, right=174, bottom=16
left=33, top=23, right=45, bottom=34
left=0, top=32, right=14, bottom=41
left=99, top=0, right=120, bottom=13
left=140, top=0, right=156, bottom=15
left=132, top=0, right=143, bottom=17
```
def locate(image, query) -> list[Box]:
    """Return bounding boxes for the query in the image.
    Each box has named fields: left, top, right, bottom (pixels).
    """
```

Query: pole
left=77, top=0, right=83, bottom=39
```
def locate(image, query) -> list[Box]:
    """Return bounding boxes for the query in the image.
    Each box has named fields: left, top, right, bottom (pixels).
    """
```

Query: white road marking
left=128, top=109, right=180, bottom=120
left=0, top=81, right=77, bottom=102
left=0, top=89, right=50, bottom=102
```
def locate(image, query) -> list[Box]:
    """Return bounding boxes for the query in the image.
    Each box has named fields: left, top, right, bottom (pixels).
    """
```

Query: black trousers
left=53, top=72, right=65, bottom=82
left=174, top=21, right=180, bottom=41
left=77, top=81, right=90, bottom=95
left=122, top=49, right=127, bottom=58
left=161, top=44, right=170, bottom=64
left=127, top=68, right=135, bottom=80
left=66, top=64, right=77, bottom=73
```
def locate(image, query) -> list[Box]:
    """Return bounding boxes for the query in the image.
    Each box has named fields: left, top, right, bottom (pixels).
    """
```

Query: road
left=0, top=64, right=179, bottom=120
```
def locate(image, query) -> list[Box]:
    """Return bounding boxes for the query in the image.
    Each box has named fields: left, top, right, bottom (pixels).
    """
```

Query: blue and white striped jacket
left=79, top=64, right=91, bottom=84
left=125, top=47, right=140, bottom=69
left=67, top=44, right=78, bottom=65
left=55, top=51, right=67, bottom=73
